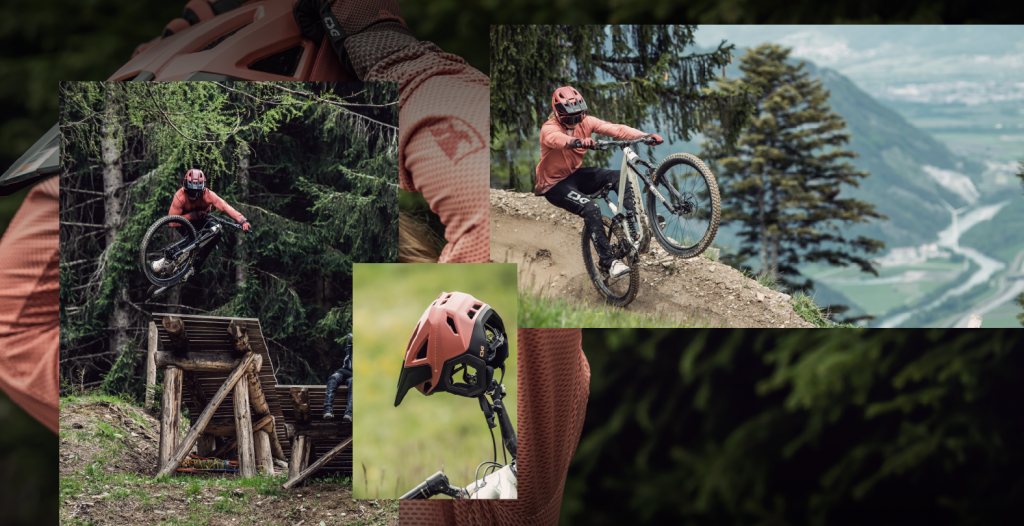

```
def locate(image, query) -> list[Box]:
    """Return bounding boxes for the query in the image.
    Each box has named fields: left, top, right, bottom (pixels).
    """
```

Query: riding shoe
left=608, top=259, right=630, bottom=278
left=323, top=409, right=334, bottom=420
left=343, top=412, right=352, bottom=423
left=152, top=258, right=169, bottom=274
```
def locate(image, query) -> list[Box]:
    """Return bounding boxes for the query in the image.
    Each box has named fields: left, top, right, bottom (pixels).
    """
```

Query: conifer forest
left=58, top=81, right=398, bottom=399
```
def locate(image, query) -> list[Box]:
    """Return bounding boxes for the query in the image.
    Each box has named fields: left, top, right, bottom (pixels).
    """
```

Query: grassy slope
left=60, top=395, right=396, bottom=526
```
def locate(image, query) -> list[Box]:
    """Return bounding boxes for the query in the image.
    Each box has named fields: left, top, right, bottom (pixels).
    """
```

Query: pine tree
left=702, top=44, right=885, bottom=293
left=59, top=81, right=398, bottom=396
left=490, top=25, right=757, bottom=191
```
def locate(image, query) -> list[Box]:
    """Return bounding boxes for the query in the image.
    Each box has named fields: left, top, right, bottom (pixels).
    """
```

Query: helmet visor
left=558, top=111, right=586, bottom=126
left=394, top=363, right=432, bottom=407
left=185, top=187, right=204, bottom=199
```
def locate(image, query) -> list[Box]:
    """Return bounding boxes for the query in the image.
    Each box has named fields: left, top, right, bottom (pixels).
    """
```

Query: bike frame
left=598, top=139, right=690, bottom=244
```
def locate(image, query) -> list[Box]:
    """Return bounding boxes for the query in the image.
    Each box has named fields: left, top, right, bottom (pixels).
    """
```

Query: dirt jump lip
left=489, top=188, right=814, bottom=328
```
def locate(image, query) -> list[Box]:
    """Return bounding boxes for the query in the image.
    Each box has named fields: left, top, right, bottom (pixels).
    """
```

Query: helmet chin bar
left=477, top=365, right=518, bottom=462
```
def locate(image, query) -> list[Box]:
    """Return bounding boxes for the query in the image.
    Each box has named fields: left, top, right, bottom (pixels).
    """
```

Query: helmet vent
left=446, top=316, right=458, bottom=335
left=198, top=23, right=252, bottom=52
left=467, top=310, right=476, bottom=320
left=472, top=304, right=481, bottom=310
left=415, top=338, right=429, bottom=360
left=249, top=45, right=304, bottom=78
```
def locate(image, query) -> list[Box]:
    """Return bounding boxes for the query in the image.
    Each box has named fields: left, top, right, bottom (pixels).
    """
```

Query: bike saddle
left=108, top=0, right=355, bottom=82
left=0, top=123, right=58, bottom=196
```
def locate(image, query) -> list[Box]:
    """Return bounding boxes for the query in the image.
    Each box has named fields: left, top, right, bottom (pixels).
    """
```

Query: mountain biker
left=536, top=86, right=664, bottom=278
left=395, top=291, right=516, bottom=499
left=150, top=169, right=251, bottom=279
left=398, top=328, right=589, bottom=521
left=134, top=0, right=490, bottom=263
left=323, top=333, right=353, bottom=422
left=0, top=177, right=59, bottom=434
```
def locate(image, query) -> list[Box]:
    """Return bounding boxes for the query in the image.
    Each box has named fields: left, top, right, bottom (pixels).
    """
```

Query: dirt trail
left=490, top=189, right=814, bottom=328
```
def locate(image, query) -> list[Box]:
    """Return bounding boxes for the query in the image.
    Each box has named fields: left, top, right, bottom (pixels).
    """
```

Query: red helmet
left=395, top=292, right=508, bottom=407
left=184, top=169, right=207, bottom=198
left=107, top=0, right=355, bottom=82
left=552, top=86, right=588, bottom=126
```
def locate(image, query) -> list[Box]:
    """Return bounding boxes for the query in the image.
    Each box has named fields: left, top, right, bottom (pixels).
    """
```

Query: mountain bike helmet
left=107, top=0, right=355, bottom=82
left=184, top=169, right=207, bottom=199
left=552, top=86, right=588, bottom=127
left=0, top=123, right=58, bottom=196
left=395, top=292, right=509, bottom=407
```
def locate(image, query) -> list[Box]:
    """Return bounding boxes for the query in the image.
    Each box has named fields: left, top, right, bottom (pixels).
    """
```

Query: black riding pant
left=176, top=218, right=220, bottom=272
left=543, top=167, right=636, bottom=269
left=325, top=368, right=353, bottom=418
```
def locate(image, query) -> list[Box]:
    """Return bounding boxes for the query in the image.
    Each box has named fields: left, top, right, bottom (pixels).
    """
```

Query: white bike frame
left=608, top=145, right=650, bottom=251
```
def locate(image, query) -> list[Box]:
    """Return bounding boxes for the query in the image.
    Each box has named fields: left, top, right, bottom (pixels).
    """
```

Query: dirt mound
left=490, top=189, right=814, bottom=328
left=60, top=397, right=397, bottom=525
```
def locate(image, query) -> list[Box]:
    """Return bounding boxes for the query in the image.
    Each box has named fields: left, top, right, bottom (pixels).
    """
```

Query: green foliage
left=564, top=329, right=1024, bottom=526
left=59, top=81, right=397, bottom=390
left=98, top=339, right=144, bottom=403
left=703, top=43, right=886, bottom=294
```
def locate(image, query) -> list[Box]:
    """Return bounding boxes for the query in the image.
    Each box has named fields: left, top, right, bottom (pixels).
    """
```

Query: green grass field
left=518, top=288, right=713, bottom=328
left=352, top=264, right=517, bottom=499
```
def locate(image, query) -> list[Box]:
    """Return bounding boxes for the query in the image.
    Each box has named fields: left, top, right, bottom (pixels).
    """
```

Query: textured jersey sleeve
left=589, top=118, right=646, bottom=141
left=539, top=123, right=578, bottom=150
left=399, top=329, right=589, bottom=526
left=349, top=33, right=489, bottom=263
left=0, top=177, right=59, bottom=434
left=207, top=190, right=246, bottom=224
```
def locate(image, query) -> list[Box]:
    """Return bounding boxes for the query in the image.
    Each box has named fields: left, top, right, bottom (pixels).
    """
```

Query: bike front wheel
left=646, top=153, right=720, bottom=258
left=140, top=215, right=197, bottom=287
left=581, top=216, right=640, bottom=307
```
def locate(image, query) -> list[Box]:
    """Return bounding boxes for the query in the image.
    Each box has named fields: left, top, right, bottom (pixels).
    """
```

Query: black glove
left=573, top=138, right=596, bottom=150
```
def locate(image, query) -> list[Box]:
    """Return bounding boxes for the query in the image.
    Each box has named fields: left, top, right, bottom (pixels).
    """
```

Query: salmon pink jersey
left=399, top=329, right=590, bottom=526
left=364, top=40, right=490, bottom=263
left=0, top=177, right=59, bottom=434
left=535, top=116, right=645, bottom=196
left=168, top=187, right=246, bottom=224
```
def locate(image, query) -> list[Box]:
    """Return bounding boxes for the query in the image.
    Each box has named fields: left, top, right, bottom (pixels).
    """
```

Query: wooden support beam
left=285, top=422, right=351, bottom=440
left=290, top=387, right=310, bottom=425
left=282, top=437, right=353, bottom=489
left=213, top=436, right=237, bottom=459
left=183, top=372, right=208, bottom=413
left=145, top=321, right=157, bottom=410
left=254, top=430, right=274, bottom=475
left=288, top=436, right=306, bottom=480
left=246, top=354, right=270, bottom=416
left=155, top=351, right=242, bottom=372
left=158, top=366, right=182, bottom=473
left=234, top=378, right=256, bottom=478
left=197, top=435, right=216, bottom=457
left=162, top=316, right=189, bottom=353
left=227, top=319, right=249, bottom=352
left=156, top=352, right=257, bottom=478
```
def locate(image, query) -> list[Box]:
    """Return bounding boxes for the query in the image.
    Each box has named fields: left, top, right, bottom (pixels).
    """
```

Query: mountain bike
left=581, top=138, right=720, bottom=307
left=400, top=374, right=517, bottom=499
left=140, top=213, right=246, bottom=297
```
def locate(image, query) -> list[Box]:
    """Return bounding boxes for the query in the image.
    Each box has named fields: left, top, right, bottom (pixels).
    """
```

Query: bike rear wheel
left=646, top=153, right=720, bottom=258
left=140, top=215, right=198, bottom=287
left=581, top=216, right=640, bottom=307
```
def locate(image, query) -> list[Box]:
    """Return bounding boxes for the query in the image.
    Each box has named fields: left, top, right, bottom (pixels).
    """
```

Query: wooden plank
left=156, top=351, right=243, bottom=372
left=282, top=437, right=353, bottom=489
left=162, top=316, right=189, bottom=353
left=146, top=321, right=158, bottom=410
left=290, top=387, right=310, bottom=425
left=156, top=352, right=257, bottom=478
left=254, top=429, right=274, bottom=475
left=227, top=318, right=250, bottom=352
left=285, top=422, right=351, bottom=440
left=288, top=436, right=306, bottom=480
left=183, top=372, right=208, bottom=414
left=158, top=366, right=182, bottom=473
left=246, top=354, right=270, bottom=416
left=213, top=436, right=237, bottom=458
left=234, top=378, right=256, bottom=478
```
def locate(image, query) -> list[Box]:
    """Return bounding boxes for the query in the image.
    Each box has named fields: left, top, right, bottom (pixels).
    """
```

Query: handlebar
left=589, top=137, right=654, bottom=151
left=205, top=214, right=247, bottom=232
left=400, top=471, right=467, bottom=499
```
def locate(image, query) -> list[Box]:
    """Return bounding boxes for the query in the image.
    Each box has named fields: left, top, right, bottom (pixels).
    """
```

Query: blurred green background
left=563, top=329, right=1024, bottom=526
left=0, top=188, right=58, bottom=526
left=352, top=263, right=517, bottom=499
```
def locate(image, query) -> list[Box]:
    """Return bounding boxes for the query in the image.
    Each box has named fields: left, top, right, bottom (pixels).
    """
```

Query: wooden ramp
left=276, top=385, right=353, bottom=475
left=151, top=313, right=288, bottom=478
